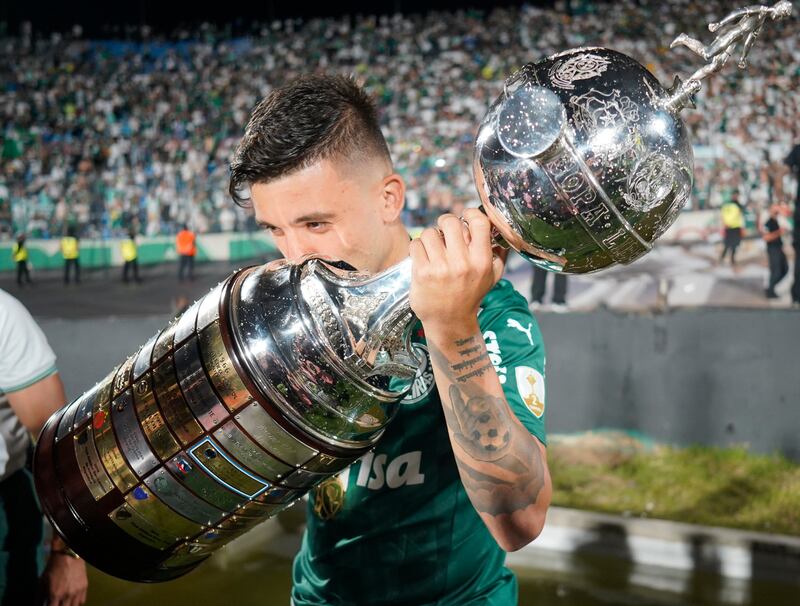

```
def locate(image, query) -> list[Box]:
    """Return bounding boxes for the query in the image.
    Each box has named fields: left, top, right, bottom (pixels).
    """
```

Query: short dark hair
left=229, top=74, right=392, bottom=207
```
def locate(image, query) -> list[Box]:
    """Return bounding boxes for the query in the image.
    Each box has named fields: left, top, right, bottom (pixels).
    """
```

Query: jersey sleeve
left=478, top=293, right=547, bottom=446
left=0, top=291, right=58, bottom=393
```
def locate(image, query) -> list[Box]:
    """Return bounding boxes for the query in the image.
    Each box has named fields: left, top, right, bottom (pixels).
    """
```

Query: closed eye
left=262, top=224, right=284, bottom=237
left=306, top=221, right=330, bottom=232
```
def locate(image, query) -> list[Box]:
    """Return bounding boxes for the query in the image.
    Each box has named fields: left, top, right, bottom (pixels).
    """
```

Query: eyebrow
left=257, top=212, right=336, bottom=230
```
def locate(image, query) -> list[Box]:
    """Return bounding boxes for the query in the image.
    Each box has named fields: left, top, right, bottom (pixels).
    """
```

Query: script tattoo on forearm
left=428, top=335, right=545, bottom=516
left=448, top=336, right=495, bottom=382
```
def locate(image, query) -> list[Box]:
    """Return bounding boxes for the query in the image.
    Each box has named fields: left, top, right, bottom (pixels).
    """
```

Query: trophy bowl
left=474, top=47, right=694, bottom=273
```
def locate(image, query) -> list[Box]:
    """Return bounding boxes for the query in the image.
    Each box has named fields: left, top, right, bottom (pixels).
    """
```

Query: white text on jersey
left=482, top=330, right=507, bottom=384
left=355, top=451, right=425, bottom=490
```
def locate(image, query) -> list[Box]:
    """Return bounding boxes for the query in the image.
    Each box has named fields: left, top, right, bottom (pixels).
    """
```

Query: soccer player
left=229, top=74, right=552, bottom=605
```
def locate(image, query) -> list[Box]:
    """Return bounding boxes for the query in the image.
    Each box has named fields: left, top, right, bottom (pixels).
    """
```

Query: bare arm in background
left=7, top=372, right=89, bottom=606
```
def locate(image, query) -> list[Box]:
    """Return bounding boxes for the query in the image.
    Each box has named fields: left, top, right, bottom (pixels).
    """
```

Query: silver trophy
left=475, top=0, right=793, bottom=273
left=34, top=257, right=418, bottom=581
left=33, top=2, right=792, bottom=582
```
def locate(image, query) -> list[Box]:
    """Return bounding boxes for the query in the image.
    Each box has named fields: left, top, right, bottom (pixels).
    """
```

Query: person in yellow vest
left=11, top=234, right=32, bottom=286
left=175, top=224, right=196, bottom=281
left=719, top=192, right=745, bottom=268
left=121, top=228, right=142, bottom=283
left=60, top=226, right=80, bottom=285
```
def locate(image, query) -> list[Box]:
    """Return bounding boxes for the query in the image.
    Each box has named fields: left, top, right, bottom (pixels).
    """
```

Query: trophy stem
left=664, top=76, right=700, bottom=113
left=301, top=256, right=418, bottom=378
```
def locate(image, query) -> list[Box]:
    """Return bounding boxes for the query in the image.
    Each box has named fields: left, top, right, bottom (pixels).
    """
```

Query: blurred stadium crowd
left=1, top=0, right=798, bottom=241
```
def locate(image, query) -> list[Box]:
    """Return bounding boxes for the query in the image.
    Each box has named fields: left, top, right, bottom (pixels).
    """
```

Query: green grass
left=549, top=442, right=800, bottom=535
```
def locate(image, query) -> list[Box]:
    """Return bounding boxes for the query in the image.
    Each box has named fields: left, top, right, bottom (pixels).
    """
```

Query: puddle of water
left=515, top=552, right=800, bottom=606
left=85, top=549, right=800, bottom=606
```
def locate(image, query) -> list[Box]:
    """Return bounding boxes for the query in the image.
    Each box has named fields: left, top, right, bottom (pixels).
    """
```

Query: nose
left=282, top=230, right=317, bottom=261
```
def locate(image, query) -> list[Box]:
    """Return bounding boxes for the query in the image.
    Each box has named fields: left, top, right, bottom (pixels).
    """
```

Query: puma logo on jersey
left=355, top=451, right=425, bottom=490
left=506, top=318, right=534, bottom=345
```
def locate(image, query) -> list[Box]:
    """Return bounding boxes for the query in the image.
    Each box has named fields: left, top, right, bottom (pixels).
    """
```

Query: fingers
left=462, top=208, right=491, bottom=246
left=436, top=213, right=469, bottom=260
left=462, top=207, right=494, bottom=267
left=56, top=585, right=85, bottom=606
left=43, top=559, right=88, bottom=606
left=412, top=210, right=497, bottom=286
left=49, top=587, right=69, bottom=606
left=418, top=224, right=446, bottom=261
left=409, top=237, right=429, bottom=266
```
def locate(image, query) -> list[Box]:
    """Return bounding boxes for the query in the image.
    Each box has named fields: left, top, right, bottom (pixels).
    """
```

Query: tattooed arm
left=426, top=325, right=551, bottom=552
left=409, top=210, right=552, bottom=552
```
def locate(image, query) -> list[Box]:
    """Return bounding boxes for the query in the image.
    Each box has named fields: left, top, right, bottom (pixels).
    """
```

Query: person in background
left=530, top=265, right=568, bottom=312
left=761, top=202, right=789, bottom=299
left=12, top=233, right=32, bottom=287
left=121, top=228, right=142, bottom=283
left=61, top=226, right=80, bottom=285
left=0, top=288, right=88, bottom=605
left=785, top=141, right=800, bottom=307
left=719, top=192, right=745, bottom=269
left=175, top=224, right=196, bottom=282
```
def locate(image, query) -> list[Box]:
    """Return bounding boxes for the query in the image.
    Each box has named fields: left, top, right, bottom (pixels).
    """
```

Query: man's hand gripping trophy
left=665, top=1, right=793, bottom=110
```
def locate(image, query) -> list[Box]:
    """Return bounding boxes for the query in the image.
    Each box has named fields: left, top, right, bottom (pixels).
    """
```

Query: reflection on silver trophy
left=33, top=2, right=793, bottom=582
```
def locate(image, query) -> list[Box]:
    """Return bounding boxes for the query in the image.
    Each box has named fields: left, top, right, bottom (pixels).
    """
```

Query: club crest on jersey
left=402, top=343, right=435, bottom=404
left=312, top=469, right=348, bottom=520
left=515, top=366, right=545, bottom=418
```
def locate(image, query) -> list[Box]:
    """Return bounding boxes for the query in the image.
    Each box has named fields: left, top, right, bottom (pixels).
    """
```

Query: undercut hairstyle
left=229, top=74, right=392, bottom=207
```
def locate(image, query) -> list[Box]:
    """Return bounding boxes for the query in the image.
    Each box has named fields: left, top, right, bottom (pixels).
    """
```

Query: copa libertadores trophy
left=34, top=1, right=793, bottom=582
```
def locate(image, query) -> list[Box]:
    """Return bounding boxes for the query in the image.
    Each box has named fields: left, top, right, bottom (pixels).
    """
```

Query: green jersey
left=292, top=279, right=547, bottom=606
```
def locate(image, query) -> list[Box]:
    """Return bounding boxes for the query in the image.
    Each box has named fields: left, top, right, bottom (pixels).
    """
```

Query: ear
left=380, top=173, right=406, bottom=223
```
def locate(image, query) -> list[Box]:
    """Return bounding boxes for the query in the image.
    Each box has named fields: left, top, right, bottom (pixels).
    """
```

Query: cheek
left=324, top=227, right=386, bottom=270
left=330, top=219, right=377, bottom=250
left=312, top=229, right=359, bottom=260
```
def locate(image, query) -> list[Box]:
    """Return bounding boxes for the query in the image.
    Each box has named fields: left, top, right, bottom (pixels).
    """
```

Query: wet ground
left=2, top=240, right=797, bottom=320
left=83, top=521, right=800, bottom=606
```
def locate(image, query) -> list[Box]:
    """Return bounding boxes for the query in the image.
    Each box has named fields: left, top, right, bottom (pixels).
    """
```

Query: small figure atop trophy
left=666, top=0, right=793, bottom=110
